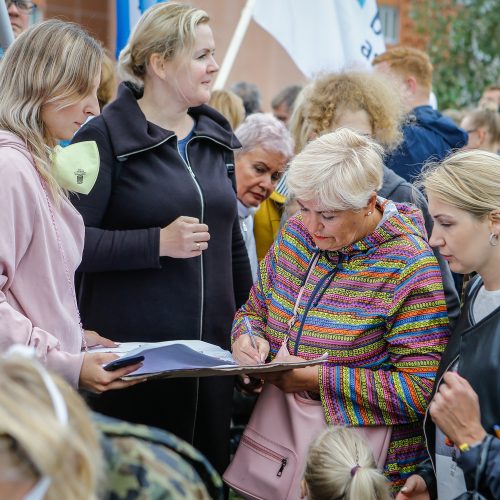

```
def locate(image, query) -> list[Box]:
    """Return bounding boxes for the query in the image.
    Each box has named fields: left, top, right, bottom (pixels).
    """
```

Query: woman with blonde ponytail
left=0, top=20, right=143, bottom=393
left=303, top=427, right=392, bottom=500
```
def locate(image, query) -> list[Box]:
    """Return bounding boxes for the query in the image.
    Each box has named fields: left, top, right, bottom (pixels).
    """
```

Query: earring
left=367, top=211, right=373, bottom=216
left=489, top=233, right=498, bottom=247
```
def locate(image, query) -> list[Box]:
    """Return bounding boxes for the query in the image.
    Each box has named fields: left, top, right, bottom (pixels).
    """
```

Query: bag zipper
left=241, top=434, right=288, bottom=477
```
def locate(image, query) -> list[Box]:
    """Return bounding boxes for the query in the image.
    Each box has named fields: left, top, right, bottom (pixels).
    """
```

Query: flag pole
left=0, top=0, right=15, bottom=51
left=213, top=0, right=256, bottom=90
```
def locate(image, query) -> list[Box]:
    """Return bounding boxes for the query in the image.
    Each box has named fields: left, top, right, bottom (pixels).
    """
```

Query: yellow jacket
left=253, top=190, right=286, bottom=261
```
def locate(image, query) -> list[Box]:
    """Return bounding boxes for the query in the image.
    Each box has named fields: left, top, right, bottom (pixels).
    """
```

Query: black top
left=418, top=276, right=500, bottom=499
left=71, top=82, right=252, bottom=348
left=70, top=83, right=253, bottom=473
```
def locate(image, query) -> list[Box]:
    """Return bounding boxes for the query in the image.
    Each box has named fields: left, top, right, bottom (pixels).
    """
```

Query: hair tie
left=350, top=465, right=361, bottom=477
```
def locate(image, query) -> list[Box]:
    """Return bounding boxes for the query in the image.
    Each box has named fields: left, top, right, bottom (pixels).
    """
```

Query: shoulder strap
left=224, top=149, right=237, bottom=193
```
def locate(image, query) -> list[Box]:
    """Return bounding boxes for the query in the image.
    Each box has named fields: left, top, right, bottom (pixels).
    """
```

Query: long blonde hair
left=288, top=82, right=315, bottom=155
left=418, top=149, right=500, bottom=219
left=118, top=2, right=209, bottom=88
left=304, top=427, right=391, bottom=500
left=0, top=356, right=103, bottom=499
left=0, top=20, right=102, bottom=198
left=209, top=89, right=245, bottom=130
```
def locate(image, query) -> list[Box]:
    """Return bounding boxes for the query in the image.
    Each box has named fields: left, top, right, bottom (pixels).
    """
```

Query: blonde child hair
left=0, top=354, right=103, bottom=500
left=303, top=427, right=391, bottom=500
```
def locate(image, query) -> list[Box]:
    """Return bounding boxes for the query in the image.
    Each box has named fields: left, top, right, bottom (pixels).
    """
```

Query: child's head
left=0, top=351, right=103, bottom=499
left=302, top=427, right=391, bottom=500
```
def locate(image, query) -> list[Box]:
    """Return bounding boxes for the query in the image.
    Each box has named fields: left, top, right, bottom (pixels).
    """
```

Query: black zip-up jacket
left=417, top=276, right=500, bottom=499
left=70, top=82, right=253, bottom=474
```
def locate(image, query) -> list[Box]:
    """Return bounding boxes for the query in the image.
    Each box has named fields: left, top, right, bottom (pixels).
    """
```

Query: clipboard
left=98, top=340, right=328, bottom=380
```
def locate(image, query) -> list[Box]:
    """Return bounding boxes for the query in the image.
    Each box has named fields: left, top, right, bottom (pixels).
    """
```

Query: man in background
left=230, top=81, right=262, bottom=116
left=479, top=85, right=500, bottom=112
left=5, top=0, right=35, bottom=37
left=373, top=47, right=467, bottom=182
left=271, top=84, right=302, bottom=125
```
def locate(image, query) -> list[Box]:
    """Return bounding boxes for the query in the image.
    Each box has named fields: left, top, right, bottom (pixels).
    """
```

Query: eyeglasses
left=6, top=0, right=36, bottom=13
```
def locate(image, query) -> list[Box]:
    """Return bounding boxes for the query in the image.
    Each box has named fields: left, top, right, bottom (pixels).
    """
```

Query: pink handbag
left=223, top=382, right=392, bottom=500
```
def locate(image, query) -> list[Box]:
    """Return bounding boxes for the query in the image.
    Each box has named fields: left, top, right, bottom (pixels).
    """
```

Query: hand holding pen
left=243, top=316, right=263, bottom=365
left=232, top=316, right=269, bottom=366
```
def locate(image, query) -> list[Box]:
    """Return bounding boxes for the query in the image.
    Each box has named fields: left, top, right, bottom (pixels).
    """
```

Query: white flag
left=252, top=0, right=385, bottom=78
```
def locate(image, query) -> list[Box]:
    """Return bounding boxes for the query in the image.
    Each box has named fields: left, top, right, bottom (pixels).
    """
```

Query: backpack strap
left=224, top=149, right=237, bottom=193
left=95, top=413, right=224, bottom=500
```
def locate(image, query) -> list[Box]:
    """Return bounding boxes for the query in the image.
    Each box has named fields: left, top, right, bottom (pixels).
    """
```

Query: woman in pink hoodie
left=0, top=20, right=143, bottom=392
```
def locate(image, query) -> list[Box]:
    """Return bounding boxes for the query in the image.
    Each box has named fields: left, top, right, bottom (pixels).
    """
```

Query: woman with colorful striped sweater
left=231, top=129, right=450, bottom=491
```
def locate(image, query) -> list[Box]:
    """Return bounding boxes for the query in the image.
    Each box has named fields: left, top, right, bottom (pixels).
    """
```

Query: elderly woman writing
left=231, top=129, right=450, bottom=490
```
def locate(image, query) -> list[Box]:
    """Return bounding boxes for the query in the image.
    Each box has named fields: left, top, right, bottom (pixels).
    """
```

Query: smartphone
left=104, top=355, right=145, bottom=371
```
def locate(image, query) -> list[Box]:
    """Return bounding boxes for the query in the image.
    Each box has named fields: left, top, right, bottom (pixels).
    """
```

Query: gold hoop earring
left=489, top=233, right=498, bottom=247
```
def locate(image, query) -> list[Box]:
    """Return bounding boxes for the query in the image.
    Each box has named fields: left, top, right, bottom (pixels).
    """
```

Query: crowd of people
left=0, top=1, right=499, bottom=499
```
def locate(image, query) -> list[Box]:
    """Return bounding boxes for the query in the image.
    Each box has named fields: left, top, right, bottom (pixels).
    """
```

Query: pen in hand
left=243, top=316, right=263, bottom=365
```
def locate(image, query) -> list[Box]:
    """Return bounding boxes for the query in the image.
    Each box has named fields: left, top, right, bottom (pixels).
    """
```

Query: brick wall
left=43, top=0, right=115, bottom=49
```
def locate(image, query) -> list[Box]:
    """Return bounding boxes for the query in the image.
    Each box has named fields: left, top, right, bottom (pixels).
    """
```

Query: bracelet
left=458, top=437, right=486, bottom=453
left=458, top=442, right=470, bottom=453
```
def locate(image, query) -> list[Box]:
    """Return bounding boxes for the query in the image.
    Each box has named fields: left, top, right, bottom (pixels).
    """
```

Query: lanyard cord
left=39, top=178, right=87, bottom=352
left=290, top=251, right=343, bottom=355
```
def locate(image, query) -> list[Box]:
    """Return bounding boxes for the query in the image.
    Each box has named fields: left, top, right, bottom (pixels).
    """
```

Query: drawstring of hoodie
left=293, top=250, right=345, bottom=355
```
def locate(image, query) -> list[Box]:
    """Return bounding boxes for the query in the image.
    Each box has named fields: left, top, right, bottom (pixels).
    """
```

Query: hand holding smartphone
left=104, top=355, right=145, bottom=371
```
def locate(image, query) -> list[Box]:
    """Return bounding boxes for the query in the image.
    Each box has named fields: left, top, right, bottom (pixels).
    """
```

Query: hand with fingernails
left=159, top=215, right=210, bottom=258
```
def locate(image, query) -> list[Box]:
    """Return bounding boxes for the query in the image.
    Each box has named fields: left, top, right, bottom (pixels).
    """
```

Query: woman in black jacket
left=397, top=150, right=500, bottom=500
left=70, top=3, right=252, bottom=474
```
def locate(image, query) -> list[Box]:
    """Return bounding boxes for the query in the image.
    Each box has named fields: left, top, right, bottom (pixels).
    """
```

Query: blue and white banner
left=252, top=0, right=385, bottom=78
left=116, top=0, right=167, bottom=58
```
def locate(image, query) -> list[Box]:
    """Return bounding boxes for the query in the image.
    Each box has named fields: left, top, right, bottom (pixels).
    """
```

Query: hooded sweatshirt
left=233, top=198, right=450, bottom=488
left=0, top=131, right=84, bottom=387
left=385, top=105, right=468, bottom=182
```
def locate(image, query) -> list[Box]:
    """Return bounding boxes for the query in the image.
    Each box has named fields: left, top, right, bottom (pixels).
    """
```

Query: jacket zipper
left=181, top=136, right=205, bottom=446
left=181, top=135, right=237, bottom=445
left=117, top=133, right=236, bottom=445
left=241, top=434, right=288, bottom=477
left=115, top=135, right=175, bottom=162
left=423, top=353, right=460, bottom=475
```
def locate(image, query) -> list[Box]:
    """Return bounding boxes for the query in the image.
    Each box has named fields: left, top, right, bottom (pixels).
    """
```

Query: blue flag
left=116, top=0, right=168, bottom=59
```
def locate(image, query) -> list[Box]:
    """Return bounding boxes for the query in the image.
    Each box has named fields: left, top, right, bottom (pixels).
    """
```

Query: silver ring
left=196, top=242, right=201, bottom=250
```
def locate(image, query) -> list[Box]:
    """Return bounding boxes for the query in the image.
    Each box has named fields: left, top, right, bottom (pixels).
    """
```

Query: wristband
left=458, top=437, right=485, bottom=453
left=458, top=442, right=470, bottom=453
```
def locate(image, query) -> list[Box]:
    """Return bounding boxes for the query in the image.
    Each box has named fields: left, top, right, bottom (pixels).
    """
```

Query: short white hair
left=235, top=113, right=294, bottom=161
left=286, top=128, right=384, bottom=211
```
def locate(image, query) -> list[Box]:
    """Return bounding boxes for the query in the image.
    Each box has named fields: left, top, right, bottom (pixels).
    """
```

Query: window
left=379, top=6, right=400, bottom=45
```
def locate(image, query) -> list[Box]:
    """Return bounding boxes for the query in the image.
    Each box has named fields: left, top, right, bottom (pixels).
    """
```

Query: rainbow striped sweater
left=232, top=200, right=450, bottom=488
